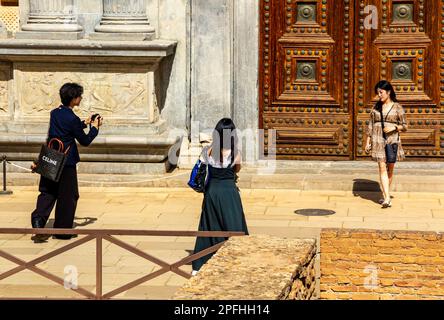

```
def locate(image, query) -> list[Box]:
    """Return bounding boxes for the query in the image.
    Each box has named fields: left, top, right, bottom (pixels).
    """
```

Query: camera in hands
left=91, top=113, right=101, bottom=122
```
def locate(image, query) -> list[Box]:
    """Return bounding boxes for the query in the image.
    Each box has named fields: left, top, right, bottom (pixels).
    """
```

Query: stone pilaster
left=90, top=0, right=155, bottom=41
left=16, top=0, right=83, bottom=40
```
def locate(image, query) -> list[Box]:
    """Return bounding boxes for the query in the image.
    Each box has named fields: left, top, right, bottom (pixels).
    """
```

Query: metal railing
left=0, top=228, right=245, bottom=300
left=1, top=156, right=12, bottom=195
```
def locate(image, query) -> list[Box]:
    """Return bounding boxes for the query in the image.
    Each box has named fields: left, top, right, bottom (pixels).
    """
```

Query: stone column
left=90, top=0, right=155, bottom=41
left=16, top=0, right=83, bottom=40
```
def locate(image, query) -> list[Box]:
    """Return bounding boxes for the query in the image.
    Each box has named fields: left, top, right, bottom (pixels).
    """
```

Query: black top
left=47, top=105, right=98, bottom=166
left=208, top=165, right=236, bottom=181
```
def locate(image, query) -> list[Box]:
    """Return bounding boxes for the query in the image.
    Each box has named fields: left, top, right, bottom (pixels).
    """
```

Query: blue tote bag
left=188, top=158, right=210, bottom=193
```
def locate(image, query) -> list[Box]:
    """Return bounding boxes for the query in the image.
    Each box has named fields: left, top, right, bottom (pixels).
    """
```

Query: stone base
left=88, top=32, right=155, bottom=41
left=177, top=140, right=203, bottom=169
left=0, top=132, right=181, bottom=172
left=15, top=31, right=84, bottom=40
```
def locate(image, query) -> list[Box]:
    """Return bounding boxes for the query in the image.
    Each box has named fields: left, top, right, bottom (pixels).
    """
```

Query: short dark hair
left=59, top=83, right=83, bottom=106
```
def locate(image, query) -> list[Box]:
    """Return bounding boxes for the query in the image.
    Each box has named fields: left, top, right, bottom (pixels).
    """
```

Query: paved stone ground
left=0, top=186, right=443, bottom=299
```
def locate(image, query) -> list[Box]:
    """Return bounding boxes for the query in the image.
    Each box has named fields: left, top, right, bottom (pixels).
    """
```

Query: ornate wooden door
left=259, top=0, right=444, bottom=160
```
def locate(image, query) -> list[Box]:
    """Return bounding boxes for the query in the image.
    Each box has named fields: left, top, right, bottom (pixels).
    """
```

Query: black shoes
left=31, top=217, right=78, bottom=241
left=31, top=216, right=46, bottom=229
left=31, top=234, right=51, bottom=243
left=31, top=217, right=50, bottom=243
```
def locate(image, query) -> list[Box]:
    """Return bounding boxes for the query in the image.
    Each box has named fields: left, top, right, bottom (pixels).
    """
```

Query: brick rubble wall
left=320, top=229, right=444, bottom=300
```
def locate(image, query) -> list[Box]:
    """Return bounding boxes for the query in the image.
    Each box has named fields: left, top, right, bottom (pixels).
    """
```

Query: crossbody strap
left=379, top=103, right=395, bottom=140
left=379, top=108, right=386, bottom=140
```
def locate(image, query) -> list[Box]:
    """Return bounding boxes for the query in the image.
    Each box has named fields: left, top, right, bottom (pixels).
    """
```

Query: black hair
left=374, top=80, right=397, bottom=112
left=59, top=83, right=84, bottom=106
left=212, top=118, right=238, bottom=166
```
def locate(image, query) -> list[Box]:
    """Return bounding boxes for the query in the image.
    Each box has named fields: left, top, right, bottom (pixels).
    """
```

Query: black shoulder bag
left=379, top=104, right=398, bottom=163
left=34, top=138, right=71, bottom=182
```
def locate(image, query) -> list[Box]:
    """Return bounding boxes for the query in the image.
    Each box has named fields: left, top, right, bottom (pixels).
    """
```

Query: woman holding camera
left=365, top=80, right=407, bottom=208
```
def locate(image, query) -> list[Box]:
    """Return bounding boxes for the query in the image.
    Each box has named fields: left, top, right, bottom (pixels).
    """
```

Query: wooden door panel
left=260, top=0, right=354, bottom=160
left=356, top=0, right=443, bottom=159
left=260, top=0, right=443, bottom=160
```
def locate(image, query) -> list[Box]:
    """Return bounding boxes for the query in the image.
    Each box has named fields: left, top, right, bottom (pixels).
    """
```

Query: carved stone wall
left=1, top=0, right=262, bottom=173
left=14, top=63, right=156, bottom=122
left=0, top=37, right=177, bottom=170
left=0, top=65, right=9, bottom=116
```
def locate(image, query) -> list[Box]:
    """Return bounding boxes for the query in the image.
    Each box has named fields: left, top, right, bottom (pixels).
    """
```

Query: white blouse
left=201, top=146, right=234, bottom=169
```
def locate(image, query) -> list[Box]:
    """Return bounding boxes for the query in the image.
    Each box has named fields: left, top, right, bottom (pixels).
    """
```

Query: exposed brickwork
left=320, top=229, right=444, bottom=300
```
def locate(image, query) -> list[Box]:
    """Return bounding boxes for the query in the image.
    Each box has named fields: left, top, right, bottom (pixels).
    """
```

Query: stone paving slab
left=1, top=186, right=444, bottom=299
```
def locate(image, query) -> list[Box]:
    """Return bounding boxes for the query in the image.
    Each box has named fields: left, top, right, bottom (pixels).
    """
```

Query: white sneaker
left=191, top=270, right=198, bottom=276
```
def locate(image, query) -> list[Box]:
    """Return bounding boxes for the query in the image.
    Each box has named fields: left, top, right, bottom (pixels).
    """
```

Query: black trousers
left=31, top=166, right=79, bottom=229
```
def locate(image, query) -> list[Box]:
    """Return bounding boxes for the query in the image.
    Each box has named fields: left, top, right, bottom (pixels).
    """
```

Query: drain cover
left=295, top=209, right=336, bottom=216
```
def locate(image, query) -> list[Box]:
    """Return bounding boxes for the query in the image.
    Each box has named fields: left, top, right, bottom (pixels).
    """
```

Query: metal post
left=0, top=155, right=12, bottom=195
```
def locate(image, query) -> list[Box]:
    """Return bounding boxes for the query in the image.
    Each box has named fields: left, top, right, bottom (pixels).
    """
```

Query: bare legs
left=378, top=162, right=395, bottom=207
left=387, top=163, right=395, bottom=189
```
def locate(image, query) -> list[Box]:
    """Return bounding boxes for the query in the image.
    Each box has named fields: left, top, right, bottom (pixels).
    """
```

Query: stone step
left=4, top=160, right=444, bottom=192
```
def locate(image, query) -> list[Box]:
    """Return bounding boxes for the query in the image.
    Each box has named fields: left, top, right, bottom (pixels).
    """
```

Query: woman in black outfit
left=192, top=118, right=249, bottom=274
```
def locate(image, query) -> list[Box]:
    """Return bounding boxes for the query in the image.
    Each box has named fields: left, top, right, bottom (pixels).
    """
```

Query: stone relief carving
left=0, top=69, right=9, bottom=114
left=83, top=73, right=147, bottom=118
left=21, top=73, right=67, bottom=114
left=17, top=67, right=152, bottom=121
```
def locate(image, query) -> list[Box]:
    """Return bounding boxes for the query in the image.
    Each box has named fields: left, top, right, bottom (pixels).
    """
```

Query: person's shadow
left=73, top=217, right=98, bottom=227
left=31, top=217, right=98, bottom=243
left=352, top=179, right=383, bottom=204
left=44, top=217, right=98, bottom=228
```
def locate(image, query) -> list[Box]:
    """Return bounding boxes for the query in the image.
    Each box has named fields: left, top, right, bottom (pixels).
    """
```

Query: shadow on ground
left=43, top=217, right=98, bottom=228
left=352, top=179, right=382, bottom=204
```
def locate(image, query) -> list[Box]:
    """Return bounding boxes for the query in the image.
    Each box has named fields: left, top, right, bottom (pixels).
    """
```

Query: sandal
left=381, top=200, right=392, bottom=208
left=379, top=195, right=394, bottom=204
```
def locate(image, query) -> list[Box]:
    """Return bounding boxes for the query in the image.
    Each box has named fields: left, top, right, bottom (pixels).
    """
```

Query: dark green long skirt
left=192, top=165, right=249, bottom=271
